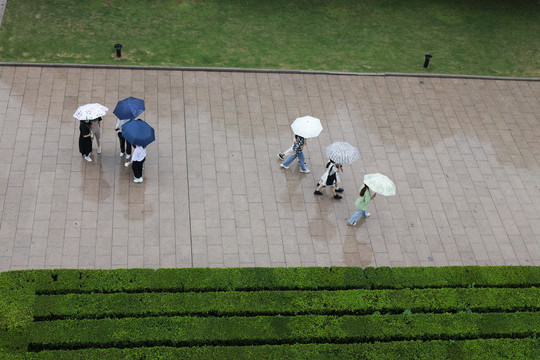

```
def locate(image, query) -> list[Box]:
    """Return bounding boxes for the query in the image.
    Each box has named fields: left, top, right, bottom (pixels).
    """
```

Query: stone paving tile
left=0, top=65, right=539, bottom=270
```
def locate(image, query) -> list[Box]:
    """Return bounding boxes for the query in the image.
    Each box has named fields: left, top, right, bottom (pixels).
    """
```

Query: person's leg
left=331, top=185, right=342, bottom=199
left=118, top=132, right=126, bottom=154
left=94, top=125, right=102, bottom=151
left=330, top=185, right=337, bottom=196
left=281, top=153, right=297, bottom=168
left=297, top=152, right=309, bottom=172
left=283, top=144, right=294, bottom=157
left=132, top=161, right=142, bottom=178
left=348, top=209, right=365, bottom=225
left=314, top=183, right=324, bottom=195
left=126, top=142, right=132, bottom=156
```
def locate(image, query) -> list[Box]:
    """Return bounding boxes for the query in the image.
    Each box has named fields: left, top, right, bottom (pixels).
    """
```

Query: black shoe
left=335, top=188, right=344, bottom=193
left=278, top=154, right=285, bottom=160
left=314, top=191, right=323, bottom=195
left=333, top=195, right=342, bottom=200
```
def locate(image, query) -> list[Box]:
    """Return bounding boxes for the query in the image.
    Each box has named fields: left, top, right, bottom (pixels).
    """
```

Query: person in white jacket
left=314, top=159, right=344, bottom=199
left=125, top=145, right=146, bottom=183
left=115, top=118, right=132, bottom=159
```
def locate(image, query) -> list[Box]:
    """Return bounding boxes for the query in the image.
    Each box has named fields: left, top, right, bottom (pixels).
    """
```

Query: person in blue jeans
left=280, top=135, right=310, bottom=173
left=348, top=184, right=376, bottom=226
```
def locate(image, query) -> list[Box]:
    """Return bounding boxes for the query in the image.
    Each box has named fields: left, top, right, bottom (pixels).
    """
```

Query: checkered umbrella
left=73, top=103, right=108, bottom=121
left=325, top=141, right=359, bottom=165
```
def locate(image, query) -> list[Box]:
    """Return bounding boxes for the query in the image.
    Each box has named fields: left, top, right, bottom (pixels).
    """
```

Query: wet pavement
left=0, top=65, right=539, bottom=270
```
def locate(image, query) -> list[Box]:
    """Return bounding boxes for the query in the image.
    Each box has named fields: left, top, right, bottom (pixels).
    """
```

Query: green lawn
left=0, top=0, right=538, bottom=76
left=1, top=267, right=539, bottom=359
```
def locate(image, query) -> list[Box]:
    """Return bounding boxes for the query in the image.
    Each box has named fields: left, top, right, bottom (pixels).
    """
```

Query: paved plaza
left=0, top=65, right=539, bottom=270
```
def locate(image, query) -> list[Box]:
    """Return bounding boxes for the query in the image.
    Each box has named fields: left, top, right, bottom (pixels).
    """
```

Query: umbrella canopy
left=113, top=97, right=146, bottom=120
left=290, top=116, right=323, bottom=138
left=364, top=173, right=396, bottom=196
left=73, top=103, right=108, bottom=121
left=326, top=142, right=359, bottom=165
left=121, top=120, right=155, bottom=147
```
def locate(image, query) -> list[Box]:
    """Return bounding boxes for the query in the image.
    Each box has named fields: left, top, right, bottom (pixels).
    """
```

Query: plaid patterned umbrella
left=325, top=141, right=359, bottom=165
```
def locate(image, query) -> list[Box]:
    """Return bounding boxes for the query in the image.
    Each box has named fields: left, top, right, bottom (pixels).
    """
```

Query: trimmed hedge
left=33, top=266, right=540, bottom=294
left=1, top=266, right=539, bottom=358
left=28, top=312, right=539, bottom=351
left=21, top=339, right=540, bottom=360
left=34, top=287, right=540, bottom=320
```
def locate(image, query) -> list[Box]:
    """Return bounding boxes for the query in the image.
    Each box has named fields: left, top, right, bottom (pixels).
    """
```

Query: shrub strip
left=33, top=287, right=540, bottom=321
left=27, top=312, right=540, bottom=351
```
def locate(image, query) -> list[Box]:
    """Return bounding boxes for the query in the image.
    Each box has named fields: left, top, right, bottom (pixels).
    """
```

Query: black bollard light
left=114, top=44, right=123, bottom=58
left=423, top=54, right=432, bottom=68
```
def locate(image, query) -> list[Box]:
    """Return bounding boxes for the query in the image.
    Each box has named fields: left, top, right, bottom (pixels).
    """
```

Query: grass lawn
left=0, top=0, right=538, bottom=77
left=1, top=267, right=539, bottom=359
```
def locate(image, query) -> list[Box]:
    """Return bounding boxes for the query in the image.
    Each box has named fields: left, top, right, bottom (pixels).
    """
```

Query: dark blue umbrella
left=121, top=120, right=155, bottom=147
left=113, top=97, right=145, bottom=120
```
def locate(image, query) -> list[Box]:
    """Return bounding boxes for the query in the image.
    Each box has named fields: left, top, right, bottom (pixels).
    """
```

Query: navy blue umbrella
left=113, top=97, right=145, bottom=120
left=121, top=120, right=155, bottom=147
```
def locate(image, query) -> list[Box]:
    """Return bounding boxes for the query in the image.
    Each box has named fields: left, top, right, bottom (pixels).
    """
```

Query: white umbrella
left=73, top=103, right=109, bottom=121
left=364, top=173, right=396, bottom=196
left=290, top=116, right=323, bottom=138
left=326, top=142, right=359, bottom=165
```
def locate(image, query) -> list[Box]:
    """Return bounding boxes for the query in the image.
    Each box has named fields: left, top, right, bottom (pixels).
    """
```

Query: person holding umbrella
left=278, top=133, right=307, bottom=166
left=125, top=145, right=146, bottom=183
left=279, top=116, right=323, bottom=174
left=91, top=117, right=103, bottom=154
left=79, top=120, right=93, bottom=162
left=280, top=135, right=310, bottom=173
left=314, top=159, right=344, bottom=199
left=348, top=173, right=396, bottom=226
left=115, top=118, right=132, bottom=159
left=113, top=97, right=146, bottom=160
left=73, top=103, right=108, bottom=157
left=121, top=119, right=155, bottom=183
left=315, top=142, right=359, bottom=200
left=347, top=184, right=376, bottom=226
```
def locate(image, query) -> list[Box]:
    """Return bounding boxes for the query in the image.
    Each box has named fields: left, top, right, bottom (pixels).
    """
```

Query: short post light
left=423, top=54, right=432, bottom=68
left=114, top=44, right=123, bottom=58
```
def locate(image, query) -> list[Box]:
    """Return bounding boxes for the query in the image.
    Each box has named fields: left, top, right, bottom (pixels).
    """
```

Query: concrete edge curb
left=0, top=62, right=538, bottom=82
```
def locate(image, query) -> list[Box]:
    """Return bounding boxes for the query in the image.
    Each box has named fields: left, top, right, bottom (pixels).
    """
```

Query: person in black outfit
left=79, top=121, right=93, bottom=162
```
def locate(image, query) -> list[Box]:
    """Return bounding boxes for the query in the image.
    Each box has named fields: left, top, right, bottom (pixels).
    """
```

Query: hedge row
left=33, top=267, right=540, bottom=294
left=34, top=287, right=540, bottom=320
left=19, top=338, right=540, bottom=360
left=28, top=312, right=539, bottom=351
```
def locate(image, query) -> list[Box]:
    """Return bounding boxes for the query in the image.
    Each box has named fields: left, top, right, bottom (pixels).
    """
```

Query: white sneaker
left=126, top=154, right=131, bottom=160
left=134, top=177, right=143, bottom=183
left=365, top=213, right=370, bottom=218
left=300, top=168, right=311, bottom=174
left=84, top=156, right=92, bottom=162
left=280, top=163, right=289, bottom=169
left=120, top=152, right=124, bottom=157
left=97, top=146, right=102, bottom=154
left=124, top=162, right=131, bottom=167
